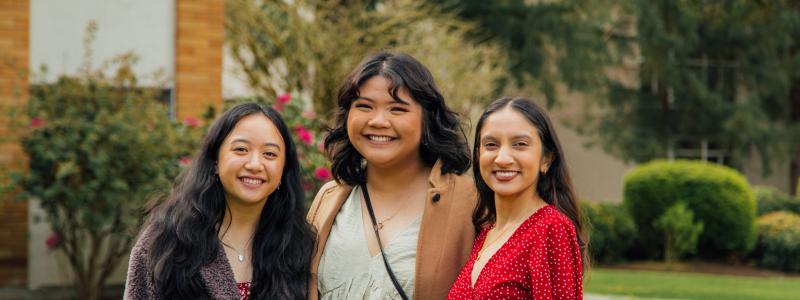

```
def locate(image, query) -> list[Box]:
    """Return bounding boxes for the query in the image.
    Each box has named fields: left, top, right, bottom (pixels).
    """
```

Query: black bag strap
left=360, top=183, right=410, bottom=300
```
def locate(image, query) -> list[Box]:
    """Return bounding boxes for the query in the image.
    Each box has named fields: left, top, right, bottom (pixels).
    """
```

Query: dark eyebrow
left=355, top=96, right=374, bottom=102
left=355, top=96, right=410, bottom=106
left=230, top=138, right=282, bottom=150
left=390, top=96, right=410, bottom=105
left=512, top=134, right=532, bottom=140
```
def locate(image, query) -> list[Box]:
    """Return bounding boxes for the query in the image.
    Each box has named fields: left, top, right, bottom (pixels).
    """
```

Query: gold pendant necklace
left=476, top=209, right=537, bottom=261
left=476, top=224, right=513, bottom=261
left=363, top=188, right=406, bottom=231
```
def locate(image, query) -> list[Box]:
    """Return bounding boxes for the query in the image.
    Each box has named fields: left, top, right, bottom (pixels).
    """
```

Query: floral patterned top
left=236, top=282, right=250, bottom=300
left=448, top=205, right=583, bottom=300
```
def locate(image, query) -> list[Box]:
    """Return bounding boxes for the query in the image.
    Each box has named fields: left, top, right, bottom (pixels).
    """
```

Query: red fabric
left=448, top=205, right=583, bottom=300
left=236, top=282, right=250, bottom=300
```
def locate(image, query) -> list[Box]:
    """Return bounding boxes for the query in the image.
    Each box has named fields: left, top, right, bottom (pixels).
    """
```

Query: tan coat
left=306, top=161, right=477, bottom=300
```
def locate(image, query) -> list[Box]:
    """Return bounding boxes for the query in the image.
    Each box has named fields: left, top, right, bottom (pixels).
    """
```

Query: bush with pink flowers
left=2, top=58, right=204, bottom=299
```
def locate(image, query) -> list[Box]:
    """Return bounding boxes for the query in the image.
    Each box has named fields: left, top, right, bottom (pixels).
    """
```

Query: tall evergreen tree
left=574, top=0, right=800, bottom=193
left=438, top=0, right=800, bottom=193
left=432, top=0, right=631, bottom=106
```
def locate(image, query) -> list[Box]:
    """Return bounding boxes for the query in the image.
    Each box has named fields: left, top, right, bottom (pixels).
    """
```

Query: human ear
left=540, top=154, right=554, bottom=174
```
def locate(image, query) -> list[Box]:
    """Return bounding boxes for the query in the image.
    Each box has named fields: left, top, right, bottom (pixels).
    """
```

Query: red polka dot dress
left=236, top=282, right=250, bottom=300
left=448, top=205, right=583, bottom=300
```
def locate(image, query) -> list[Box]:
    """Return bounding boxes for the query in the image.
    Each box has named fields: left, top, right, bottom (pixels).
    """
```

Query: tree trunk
left=790, top=81, right=800, bottom=196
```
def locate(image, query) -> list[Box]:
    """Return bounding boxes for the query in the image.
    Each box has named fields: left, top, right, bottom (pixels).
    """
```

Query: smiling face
left=346, top=76, right=424, bottom=169
left=478, top=107, right=552, bottom=199
left=217, top=113, right=286, bottom=206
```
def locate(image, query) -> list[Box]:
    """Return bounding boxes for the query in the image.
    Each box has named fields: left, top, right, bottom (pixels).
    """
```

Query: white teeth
left=368, top=135, right=391, bottom=142
left=495, top=171, right=517, bottom=178
left=241, top=178, right=262, bottom=185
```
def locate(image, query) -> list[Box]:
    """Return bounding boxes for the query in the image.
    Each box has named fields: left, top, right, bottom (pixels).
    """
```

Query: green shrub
left=756, top=211, right=800, bottom=272
left=653, top=202, right=704, bottom=262
left=581, top=201, right=637, bottom=264
left=753, top=186, right=800, bottom=215
left=623, top=160, right=756, bottom=258
left=1, top=23, right=205, bottom=299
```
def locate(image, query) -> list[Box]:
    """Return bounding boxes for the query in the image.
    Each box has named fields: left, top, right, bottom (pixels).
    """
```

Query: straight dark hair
left=324, top=51, right=470, bottom=185
left=472, top=97, right=589, bottom=269
left=143, top=103, right=315, bottom=299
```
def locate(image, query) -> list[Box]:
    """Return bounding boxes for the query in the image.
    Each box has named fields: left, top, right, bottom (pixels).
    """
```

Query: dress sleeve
left=124, top=230, right=155, bottom=300
left=528, top=219, right=583, bottom=300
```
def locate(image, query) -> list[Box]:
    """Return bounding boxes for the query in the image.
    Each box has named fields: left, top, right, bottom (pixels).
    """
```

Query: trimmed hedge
left=623, top=160, right=756, bottom=258
left=754, top=186, right=800, bottom=215
left=756, top=212, right=800, bottom=272
left=581, top=201, right=637, bottom=264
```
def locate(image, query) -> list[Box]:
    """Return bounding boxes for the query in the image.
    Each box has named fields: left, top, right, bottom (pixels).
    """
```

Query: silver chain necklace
left=221, top=238, right=249, bottom=263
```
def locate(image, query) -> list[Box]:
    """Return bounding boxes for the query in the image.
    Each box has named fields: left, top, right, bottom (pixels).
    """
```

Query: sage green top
left=317, top=186, right=421, bottom=300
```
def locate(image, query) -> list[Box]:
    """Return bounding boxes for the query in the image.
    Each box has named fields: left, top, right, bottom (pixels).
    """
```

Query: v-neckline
left=355, top=192, right=423, bottom=258
left=469, top=205, right=549, bottom=289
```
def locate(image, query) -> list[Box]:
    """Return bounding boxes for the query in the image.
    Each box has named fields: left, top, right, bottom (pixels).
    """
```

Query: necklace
left=475, top=224, right=513, bottom=261
left=221, top=238, right=249, bottom=263
left=476, top=211, right=534, bottom=261
left=362, top=187, right=406, bottom=231
left=375, top=205, right=404, bottom=231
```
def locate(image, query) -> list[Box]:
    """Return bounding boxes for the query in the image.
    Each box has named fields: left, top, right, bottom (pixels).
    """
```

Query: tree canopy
left=575, top=1, right=800, bottom=176
left=225, top=0, right=508, bottom=116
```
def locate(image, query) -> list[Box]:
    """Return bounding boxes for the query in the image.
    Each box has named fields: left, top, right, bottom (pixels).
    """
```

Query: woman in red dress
left=448, top=97, right=588, bottom=300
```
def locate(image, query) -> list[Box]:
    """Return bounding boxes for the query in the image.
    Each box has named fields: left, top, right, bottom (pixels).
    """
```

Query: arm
left=529, top=219, right=583, bottom=300
left=123, top=230, right=155, bottom=300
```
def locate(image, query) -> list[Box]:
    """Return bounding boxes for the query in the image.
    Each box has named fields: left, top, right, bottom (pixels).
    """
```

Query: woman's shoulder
left=130, top=224, right=157, bottom=259
left=528, top=205, right=577, bottom=235
left=307, top=180, right=352, bottom=222
left=311, top=180, right=349, bottom=204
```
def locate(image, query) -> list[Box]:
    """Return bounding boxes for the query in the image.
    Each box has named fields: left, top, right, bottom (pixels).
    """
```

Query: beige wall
left=552, top=116, right=636, bottom=202
left=743, top=155, right=792, bottom=193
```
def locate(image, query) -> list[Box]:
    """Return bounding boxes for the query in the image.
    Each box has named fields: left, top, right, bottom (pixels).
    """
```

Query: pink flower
left=314, top=167, right=332, bottom=181
left=178, top=156, right=191, bottom=167
left=294, top=126, right=313, bottom=145
left=301, top=110, right=317, bottom=119
left=30, top=117, right=45, bottom=129
left=302, top=181, right=314, bottom=192
left=45, top=233, right=60, bottom=250
left=277, top=93, right=291, bottom=104
left=183, top=116, right=200, bottom=128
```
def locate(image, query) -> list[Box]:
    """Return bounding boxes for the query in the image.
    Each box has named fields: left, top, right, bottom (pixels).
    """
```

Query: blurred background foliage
left=1, top=23, right=205, bottom=299
left=225, top=0, right=508, bottom=118
left=3, top=2, right=800, bottom=298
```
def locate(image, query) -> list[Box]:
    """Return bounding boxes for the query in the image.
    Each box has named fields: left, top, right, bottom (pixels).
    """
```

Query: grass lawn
left=586, top=268, right=800, bottom=300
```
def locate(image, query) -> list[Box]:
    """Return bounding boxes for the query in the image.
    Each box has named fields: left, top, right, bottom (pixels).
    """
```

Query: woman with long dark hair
left=124, top=103, right=315, bottom=299
left=448, top=97, right=586, bottom=299
left=307, top=51, right=476, bottom=300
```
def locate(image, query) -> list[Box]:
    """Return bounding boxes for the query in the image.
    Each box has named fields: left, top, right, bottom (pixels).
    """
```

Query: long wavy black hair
left=324, top=51, right=470, bottom=185
left=143, top=103, right=315, bottom=299
left=472, top=97, right=589, bottom=269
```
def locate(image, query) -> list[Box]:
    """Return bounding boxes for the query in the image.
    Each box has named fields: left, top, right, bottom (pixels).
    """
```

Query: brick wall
left=175, top=0, right=224, bottom=120
left=0, top=0, right=29, bottom=287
